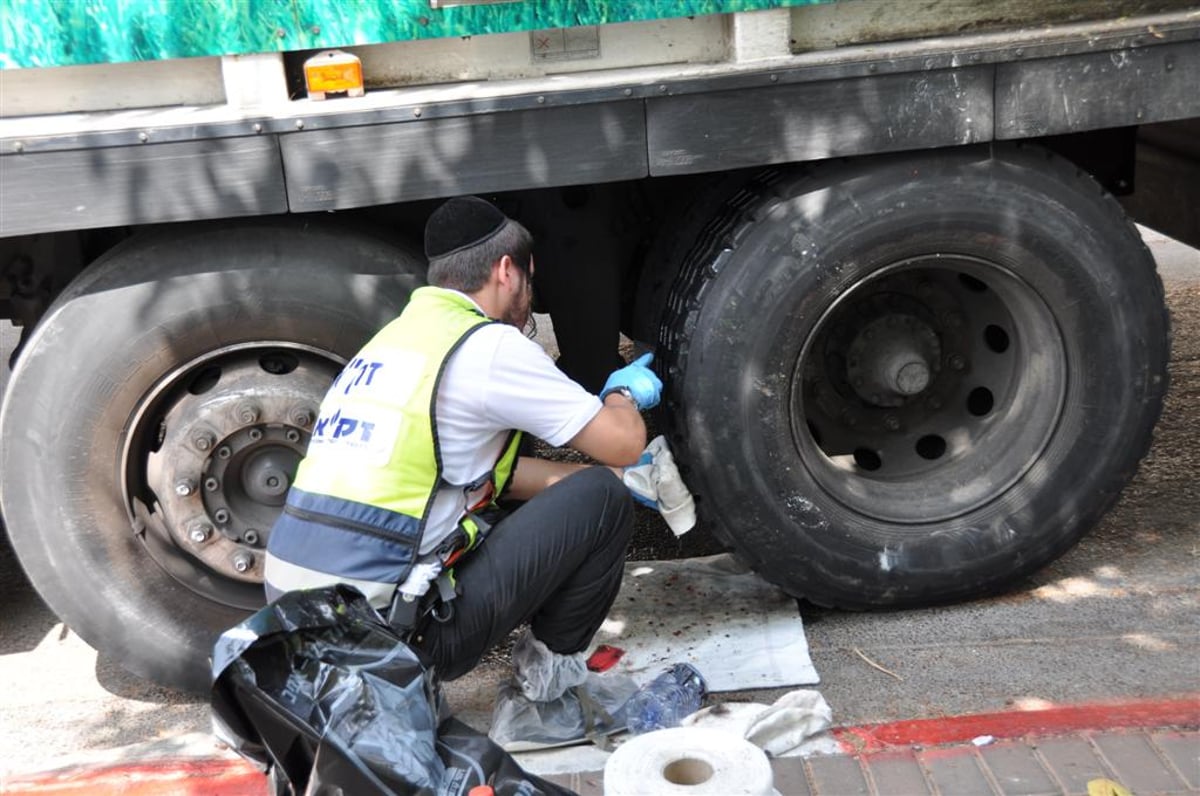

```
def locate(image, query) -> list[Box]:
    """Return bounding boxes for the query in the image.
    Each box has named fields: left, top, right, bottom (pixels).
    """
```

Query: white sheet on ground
left=594, top=554, right=819, bottom=691
left=493, top=554, right=821, bottom=776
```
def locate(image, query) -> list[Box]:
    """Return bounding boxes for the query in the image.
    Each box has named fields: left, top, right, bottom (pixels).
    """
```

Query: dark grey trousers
left=411, top=466, right=634, bottom=681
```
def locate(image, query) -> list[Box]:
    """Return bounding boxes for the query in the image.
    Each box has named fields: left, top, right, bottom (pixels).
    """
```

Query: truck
left=1, top=0, right=1196, bottom=693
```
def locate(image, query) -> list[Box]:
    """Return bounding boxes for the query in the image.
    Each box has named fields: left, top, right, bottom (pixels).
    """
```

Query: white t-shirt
left=420, top=295, right=602, bottom=553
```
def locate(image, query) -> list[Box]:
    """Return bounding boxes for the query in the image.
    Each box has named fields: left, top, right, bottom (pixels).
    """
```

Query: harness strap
left=573, top=686, right=617, bottom=751
left=432, top=570, right=457, bottom=622
left=386, top=502, right=502, bottom=634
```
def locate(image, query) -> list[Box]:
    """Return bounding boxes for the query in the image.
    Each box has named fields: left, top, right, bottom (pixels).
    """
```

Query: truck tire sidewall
left=1, top=223, right=421, bottom=691
left=674, top=149, right=1167, bottom=606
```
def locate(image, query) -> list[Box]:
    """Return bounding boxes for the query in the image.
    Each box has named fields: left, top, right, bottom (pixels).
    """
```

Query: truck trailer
left=1, top=0, right=1196, bottom=692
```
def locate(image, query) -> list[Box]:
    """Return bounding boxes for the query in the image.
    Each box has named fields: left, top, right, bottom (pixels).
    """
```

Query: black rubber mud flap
left=657, top=144, right=1170, bottom=608
left=0, top=221, right=423, bottom=691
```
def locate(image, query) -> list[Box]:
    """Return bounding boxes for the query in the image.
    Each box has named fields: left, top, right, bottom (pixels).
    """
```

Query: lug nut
left=175, top=479, right=196, bottom=497
left=884, top=415, right=901, bottom=431
left=248, top=428, right=264, bottom=442
left=285, top=429, right=301, bottom=443
left=193, top=432, right=215, bottom=452
left=949, top=354, right=967, bottom=371
left=243, top=529, right=260, bottom=545
left=189, top=523, right=213, bottom=543
left=232, top=551, right=255, bottom=573
left=292, top=410, right=313, bottom=427
left=217, top=446, right=232, bottom=459
left=204, top=477, right=220, bottom=492
left=214, top=508, right=231, bottom=524
left=237, top=403, right=260, bottom=424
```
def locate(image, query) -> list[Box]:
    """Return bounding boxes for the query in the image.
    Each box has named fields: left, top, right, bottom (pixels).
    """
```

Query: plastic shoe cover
left=490, top=671, right=639, bottom=751
left=623, top=435, right=697, bottom=536
left=512, top=628, right=589, bottom=702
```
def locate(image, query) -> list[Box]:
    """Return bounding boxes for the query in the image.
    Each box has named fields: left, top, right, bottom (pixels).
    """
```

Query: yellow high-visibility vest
left=265, top=287, right=521, bottom=602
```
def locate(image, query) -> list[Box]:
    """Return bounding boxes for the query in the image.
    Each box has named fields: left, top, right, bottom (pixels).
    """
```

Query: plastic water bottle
left=625, top=663, right=707, bottom=735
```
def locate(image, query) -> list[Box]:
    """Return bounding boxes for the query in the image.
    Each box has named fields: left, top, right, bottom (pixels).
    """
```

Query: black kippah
left=424, top=196, right=508, bottom=260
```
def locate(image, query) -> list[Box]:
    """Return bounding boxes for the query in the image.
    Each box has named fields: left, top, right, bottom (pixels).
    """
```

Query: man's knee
left=570, top=466, right=634, bottom=543
left=571, top=464, right=624, bottom=491
left=571, top=466, right=633, bottom=511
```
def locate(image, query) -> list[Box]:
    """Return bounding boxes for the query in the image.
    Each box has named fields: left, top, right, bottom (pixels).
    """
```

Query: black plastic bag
left=211, top=584, right=574, bottom=796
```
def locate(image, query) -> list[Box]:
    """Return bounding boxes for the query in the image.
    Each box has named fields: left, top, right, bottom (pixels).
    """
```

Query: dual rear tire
left=656, top=145, right=1169, bottom=607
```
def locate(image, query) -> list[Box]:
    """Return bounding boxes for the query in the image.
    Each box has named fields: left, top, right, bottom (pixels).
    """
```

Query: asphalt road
left=0, top=229, right=1196, bottom=776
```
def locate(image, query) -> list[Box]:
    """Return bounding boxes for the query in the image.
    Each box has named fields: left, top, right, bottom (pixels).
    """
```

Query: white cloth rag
left=682, top=689, right=834, bottom=757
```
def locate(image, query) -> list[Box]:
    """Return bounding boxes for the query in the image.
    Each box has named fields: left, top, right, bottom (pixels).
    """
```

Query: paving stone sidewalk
left=547, top=728, right=1200, bottom=795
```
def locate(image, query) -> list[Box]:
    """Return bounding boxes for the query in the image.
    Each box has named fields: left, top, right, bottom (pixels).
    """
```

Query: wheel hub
left=142, top=347, right=338, bottom=603
left=241, top=448, right=295, bottom=503
left=200, top=427, right=303, bottom=545
left=845, top=313, right=940, bottom=407
left=794, top=259, right=1065, bottom=524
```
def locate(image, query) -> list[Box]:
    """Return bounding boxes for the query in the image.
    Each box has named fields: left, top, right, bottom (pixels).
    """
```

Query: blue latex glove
left=601, top=353, right=662, bottom=410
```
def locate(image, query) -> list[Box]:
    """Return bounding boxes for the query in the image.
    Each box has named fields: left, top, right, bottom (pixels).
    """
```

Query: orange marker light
left=304, top=50, right=365, bottom=100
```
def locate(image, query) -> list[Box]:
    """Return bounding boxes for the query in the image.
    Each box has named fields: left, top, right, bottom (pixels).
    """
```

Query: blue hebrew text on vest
left=307, top=351, right=426, bottom=466
left=312, top=408, right=375, bottom=443
left=331, top=356, right=384, bottom=395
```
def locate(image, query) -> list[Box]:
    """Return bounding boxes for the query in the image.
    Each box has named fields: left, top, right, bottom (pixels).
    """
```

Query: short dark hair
left=427, top=218, right=533, bottom=293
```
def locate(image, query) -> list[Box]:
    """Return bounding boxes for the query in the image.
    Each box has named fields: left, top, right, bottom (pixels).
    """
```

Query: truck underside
left=0, top=2, right=1196, bottom=691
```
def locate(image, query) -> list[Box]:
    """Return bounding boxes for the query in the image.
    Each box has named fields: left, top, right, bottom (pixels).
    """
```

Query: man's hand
left=600, top=353, right=662, bottom=410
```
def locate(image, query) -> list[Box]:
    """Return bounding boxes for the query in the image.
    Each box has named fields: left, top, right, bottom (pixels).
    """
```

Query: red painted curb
left=7, top=696, right=1199, bottom=791
left=3, top=758, right=264, bottom=795
left=832, top=694, right=1200, bottom=754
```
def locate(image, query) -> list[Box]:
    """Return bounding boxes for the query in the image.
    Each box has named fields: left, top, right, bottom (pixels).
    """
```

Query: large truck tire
left=0, top=222, right=421, bottom=692
left=657, top=144, right=1169, bottom=608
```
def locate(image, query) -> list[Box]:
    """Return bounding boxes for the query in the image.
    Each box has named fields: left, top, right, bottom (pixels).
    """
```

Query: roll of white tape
left=603, top=727, right=775, bottom=796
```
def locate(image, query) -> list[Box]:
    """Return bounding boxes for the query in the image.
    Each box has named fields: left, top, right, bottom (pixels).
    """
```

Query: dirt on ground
left=1111, top=282, right=1200, bottom=537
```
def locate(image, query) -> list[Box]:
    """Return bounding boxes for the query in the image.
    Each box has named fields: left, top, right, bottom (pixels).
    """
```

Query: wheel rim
left=124, top=344, right=342, bottom=609
left=791, top=256, right=1066, bottom=524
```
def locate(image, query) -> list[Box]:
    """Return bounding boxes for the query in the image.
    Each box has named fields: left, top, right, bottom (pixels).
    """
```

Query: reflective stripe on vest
left=265, top=287, right=522, bottom=598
